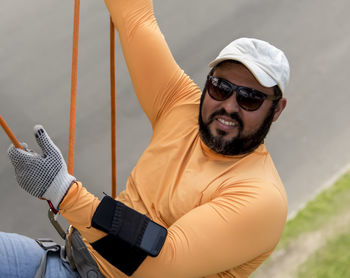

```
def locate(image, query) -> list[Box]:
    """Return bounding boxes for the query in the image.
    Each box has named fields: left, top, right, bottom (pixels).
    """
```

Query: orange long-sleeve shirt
left=60, top=0, right=288, bottom=277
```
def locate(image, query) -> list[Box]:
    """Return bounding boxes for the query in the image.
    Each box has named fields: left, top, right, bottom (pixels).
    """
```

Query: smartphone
left=139, top=221, right=167, bottom=257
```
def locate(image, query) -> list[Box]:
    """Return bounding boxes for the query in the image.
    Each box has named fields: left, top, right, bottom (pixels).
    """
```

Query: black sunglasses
left=206, top=75, right=281, bottom=111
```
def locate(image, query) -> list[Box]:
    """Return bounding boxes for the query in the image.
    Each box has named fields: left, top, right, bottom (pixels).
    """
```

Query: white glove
left=8, top=125, right=75, bottom=209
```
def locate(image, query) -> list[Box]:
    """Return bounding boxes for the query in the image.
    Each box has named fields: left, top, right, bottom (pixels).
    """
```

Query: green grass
left=297, top=229, right=350, bottom=278
left=277, top=171, right=350, bottom=250
left=252, top=170, right=350, bottom=278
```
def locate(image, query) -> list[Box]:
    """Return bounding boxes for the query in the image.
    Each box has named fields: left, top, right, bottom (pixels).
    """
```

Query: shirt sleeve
left=104, top=0, right=200, bottom=127
left=60, top=180, right=287, bottom=278
left=134, top=181, right=286, bottom=278
left=60, top=182, right=106, bottom=243
left=131, top=179, right=287, bottom=278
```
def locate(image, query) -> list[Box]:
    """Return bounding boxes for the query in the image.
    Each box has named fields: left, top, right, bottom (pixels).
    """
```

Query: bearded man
left=3, top=0, right=290, bottom=277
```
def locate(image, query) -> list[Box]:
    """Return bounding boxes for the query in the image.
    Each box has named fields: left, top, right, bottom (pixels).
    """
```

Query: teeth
left=218, top=118, right=236, bottom=126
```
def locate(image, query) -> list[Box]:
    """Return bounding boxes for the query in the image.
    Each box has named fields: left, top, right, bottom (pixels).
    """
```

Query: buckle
left=35, top=238, right=60, bottom=251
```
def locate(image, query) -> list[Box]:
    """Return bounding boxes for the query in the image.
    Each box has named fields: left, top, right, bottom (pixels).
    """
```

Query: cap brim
left=209, top=56, right=277, bottom=88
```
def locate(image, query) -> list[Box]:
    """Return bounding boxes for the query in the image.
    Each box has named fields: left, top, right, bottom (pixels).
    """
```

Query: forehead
left=213, top=61, right=275, bottom=95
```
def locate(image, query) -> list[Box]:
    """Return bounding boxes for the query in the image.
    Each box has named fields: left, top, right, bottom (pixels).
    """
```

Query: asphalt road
left=1, top=0, right=350, bottom=243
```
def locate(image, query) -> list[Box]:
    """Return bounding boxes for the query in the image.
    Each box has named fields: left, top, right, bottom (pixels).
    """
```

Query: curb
left=287, top=163, right=350, bottom=220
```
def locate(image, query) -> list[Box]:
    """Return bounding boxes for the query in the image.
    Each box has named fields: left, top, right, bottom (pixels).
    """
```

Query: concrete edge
left=287, top=163, right=350, bottom=220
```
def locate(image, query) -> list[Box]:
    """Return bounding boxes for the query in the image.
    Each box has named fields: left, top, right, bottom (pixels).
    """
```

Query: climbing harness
left=33, top=227, right=104, bottom=278
left=34, top=238, right=67, bottom=278
left=1, top=0, right=117, bottom=276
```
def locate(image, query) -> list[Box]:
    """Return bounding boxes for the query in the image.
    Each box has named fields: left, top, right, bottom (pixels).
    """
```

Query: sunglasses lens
left=207, top=76, right=267, bottom=111
left=208, top=78, right=232, bottom=101
left=236, top=89, right=265, bottom=111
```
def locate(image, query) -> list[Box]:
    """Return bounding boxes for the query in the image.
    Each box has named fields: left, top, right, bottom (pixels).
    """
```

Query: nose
left=221, top=91, right=240, bottom=113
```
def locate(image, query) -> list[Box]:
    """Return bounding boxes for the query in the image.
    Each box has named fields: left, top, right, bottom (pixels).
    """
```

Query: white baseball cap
left=209, top=38, right=290, bottom=94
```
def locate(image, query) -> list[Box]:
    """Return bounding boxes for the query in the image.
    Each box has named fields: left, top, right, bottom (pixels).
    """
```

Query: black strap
left=34, top=239, right=62, bottom=278
left=70, top=229, right=105, bottom=278
left=91, top=235, right=147, bottom=276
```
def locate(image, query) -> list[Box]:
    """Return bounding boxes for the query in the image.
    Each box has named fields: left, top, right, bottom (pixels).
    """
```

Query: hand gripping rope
left=1, top=0, right=117, bottom=228
left=0, top=116, right=60, bottom=212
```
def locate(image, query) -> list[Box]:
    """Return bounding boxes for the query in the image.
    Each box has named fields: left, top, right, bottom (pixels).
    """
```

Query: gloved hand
left=8, top=125, right=75, bottom=209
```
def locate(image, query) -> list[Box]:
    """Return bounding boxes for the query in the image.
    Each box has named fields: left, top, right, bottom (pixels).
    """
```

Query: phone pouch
left=91, top=195, right=167, bottom=276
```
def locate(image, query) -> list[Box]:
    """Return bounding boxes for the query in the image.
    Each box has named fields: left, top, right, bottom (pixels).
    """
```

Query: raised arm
left=104, top=0, right=199, bottom=126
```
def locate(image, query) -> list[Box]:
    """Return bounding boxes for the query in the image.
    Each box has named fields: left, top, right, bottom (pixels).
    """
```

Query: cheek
left=241, top=105, right=272, bottom=134
left=240, top=112, right=264, bottom=134
left=201, top=94, right=215, bottom=122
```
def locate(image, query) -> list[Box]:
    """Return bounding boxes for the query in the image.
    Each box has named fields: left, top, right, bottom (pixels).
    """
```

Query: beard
left=198, top=96, right=276, bottom=156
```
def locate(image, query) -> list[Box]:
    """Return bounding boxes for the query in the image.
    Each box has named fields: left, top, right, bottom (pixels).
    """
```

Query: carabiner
left=48, top=209, right=66, bottom=240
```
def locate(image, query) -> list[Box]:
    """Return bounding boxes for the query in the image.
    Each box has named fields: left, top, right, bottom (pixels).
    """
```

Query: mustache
left=208, top=108, right=244, bottom=129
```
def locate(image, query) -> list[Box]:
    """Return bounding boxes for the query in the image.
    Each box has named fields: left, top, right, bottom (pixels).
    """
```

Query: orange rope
left=67, top=0, right=80, bottom=175
left=0, top=116, right=23, bottom=150
left=110, top=18, right=117, bottom=199
left=1, top=2, right=116, bottom=215
left=2, top=2, right=117, bottom=200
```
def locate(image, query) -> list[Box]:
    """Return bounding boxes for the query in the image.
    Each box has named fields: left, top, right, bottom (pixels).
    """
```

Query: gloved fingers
left=21, top=142, right=29, bottom=151
left=21, top=143, right=33, bottom=153
left=7, top=143, right=37, bottom=167
left=33, top=125, right=61, bottom=157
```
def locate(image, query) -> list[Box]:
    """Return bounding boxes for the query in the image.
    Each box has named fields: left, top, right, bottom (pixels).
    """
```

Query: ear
left=272, top=98, right=287, bottom=122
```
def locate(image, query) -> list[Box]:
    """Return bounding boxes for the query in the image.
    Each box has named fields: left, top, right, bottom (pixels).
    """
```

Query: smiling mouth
left=217, top=118, right=236, bottom=127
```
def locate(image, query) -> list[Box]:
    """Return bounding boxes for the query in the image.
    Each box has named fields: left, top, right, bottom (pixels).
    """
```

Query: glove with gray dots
left=8, top=125, right=75, bottom=210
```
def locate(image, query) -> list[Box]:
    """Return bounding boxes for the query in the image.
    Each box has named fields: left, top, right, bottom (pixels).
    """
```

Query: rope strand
left=0, top=115, right=23, bottom=149
left=67, top=0, right=81, bottom=175
left=110, top=18, right=117, bottom=199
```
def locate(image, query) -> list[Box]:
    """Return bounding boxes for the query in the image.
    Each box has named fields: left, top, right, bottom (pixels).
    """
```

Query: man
left=3, top=0, right=290, bottom=277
